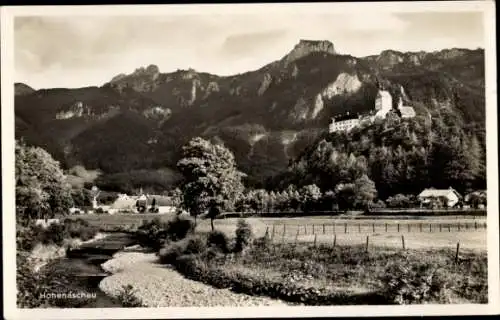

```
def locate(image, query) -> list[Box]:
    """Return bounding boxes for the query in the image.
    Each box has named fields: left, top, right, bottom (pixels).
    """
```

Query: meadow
left=68, top=213, right=487, bottom=251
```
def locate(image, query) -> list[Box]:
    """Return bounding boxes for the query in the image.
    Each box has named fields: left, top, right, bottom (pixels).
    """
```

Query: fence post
left=271, top=225, right=275, bottom=240
left=397, top=223, right=400, bottom=233
left=323, top=224, right=325, bottom=234
left=429, top=224, right=432, bottom=232
left=458, top=223, right=461, bottom=232
left=305, top=224, right=307, bottom=235
left=401, top=235, right=405, bottom=250
left=448, top=224, right=451, bottom=232
left=345, top=223, right=347, bottom=233
left=385, top=223, right=388, bottom=232
left=333, top=234, right=337, bottom=248
left=314, top=234, right=317, bottom=247
left=284, top=224, right=286, bottom=235
left=358, top=224, right=361, bottom=233
left=475, top=221, right=477, bottom=230
left=365, top=235, right=369, bottom=252
left=282, top=229, right=285, bottom=243
left=265, top=226, right=269, bottom=238
left=408, top=224, right=410, bottom=232
left=372, top=223, right=375, bottom=233
left=455, top=242, right=460, bottom=263
left=420, top=223, right=422, bottom=232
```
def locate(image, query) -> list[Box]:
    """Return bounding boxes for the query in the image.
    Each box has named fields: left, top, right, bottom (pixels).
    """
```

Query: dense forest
left=270, top=108, right=485, bottom=200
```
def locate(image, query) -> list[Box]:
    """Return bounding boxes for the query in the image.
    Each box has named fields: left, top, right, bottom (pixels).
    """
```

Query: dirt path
left=99, top=251, right=288, bottom=307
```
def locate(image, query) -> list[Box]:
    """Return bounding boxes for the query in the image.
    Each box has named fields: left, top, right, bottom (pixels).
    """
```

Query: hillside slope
left=15, top=40, right=485, bottom=191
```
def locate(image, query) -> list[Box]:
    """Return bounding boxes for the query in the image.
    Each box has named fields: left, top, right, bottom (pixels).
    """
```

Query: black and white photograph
left=1, top=1, right=498, bottom=319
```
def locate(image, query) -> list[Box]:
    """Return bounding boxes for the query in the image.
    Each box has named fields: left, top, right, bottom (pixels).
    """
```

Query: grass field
left=68, top=213, right=487, bottom=252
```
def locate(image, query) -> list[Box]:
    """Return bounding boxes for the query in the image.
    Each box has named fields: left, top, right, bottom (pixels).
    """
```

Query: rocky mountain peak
left=283, top=39, right=336, bottom=65
left=15, top=82, right=35, bottom=96
left=435, top=48, right=468, bottom=60
left=107, top=64, right=161, bottom=92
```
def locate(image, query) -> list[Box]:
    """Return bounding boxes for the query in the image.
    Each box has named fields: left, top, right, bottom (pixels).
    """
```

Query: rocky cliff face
left=283, top=40, right=336, bottom=66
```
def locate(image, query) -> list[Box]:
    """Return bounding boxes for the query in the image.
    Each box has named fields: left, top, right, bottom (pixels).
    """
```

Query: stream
left=40, top=233, right=137, bottom=308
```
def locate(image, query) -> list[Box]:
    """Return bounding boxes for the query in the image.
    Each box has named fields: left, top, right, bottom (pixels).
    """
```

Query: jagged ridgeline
left=15, top=40, right=485, bottom=191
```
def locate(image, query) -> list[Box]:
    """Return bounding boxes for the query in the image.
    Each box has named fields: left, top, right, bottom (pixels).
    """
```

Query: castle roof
left=333, top=112, right=359, bottom=121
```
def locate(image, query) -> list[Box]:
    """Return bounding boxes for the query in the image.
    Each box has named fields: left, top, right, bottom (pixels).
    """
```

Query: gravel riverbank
left=99, top=250, right=288, bottom=307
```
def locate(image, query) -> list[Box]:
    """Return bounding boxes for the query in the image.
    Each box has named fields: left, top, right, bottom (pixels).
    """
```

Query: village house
left=107, top=193, right=175, bottom=214
left=417, top=187, right=462, bottom=208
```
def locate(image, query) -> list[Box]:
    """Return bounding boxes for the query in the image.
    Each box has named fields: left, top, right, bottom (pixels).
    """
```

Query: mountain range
left=14, top=39, right=485, bottom=191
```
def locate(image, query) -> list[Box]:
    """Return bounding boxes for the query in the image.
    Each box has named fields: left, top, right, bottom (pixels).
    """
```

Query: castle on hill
left=328, top=85, right=415, bottom=133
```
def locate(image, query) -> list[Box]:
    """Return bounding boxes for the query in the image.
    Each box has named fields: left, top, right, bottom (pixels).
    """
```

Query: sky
left=14, top=11, right=485, bottom=89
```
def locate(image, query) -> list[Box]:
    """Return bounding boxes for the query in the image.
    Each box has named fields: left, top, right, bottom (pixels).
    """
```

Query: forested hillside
left=14, top=40, right=485, bottom=193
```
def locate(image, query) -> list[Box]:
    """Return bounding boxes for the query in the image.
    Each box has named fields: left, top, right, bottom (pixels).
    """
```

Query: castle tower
left=375, top=90, right=392, bottom=113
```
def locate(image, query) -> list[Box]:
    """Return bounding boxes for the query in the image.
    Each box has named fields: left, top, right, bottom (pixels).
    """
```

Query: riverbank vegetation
left=146, top=218, right=487, bottom=305
left=16, top=218, right=102, bottom=308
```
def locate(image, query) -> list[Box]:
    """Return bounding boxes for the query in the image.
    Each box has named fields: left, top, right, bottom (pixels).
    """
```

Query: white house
left=329, top=112, right=360, bottom=133
left=418, top=187, right=462, bottom=208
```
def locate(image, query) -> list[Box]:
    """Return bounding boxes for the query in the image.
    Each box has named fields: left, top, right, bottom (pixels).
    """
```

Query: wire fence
left=261, top=221, right=487, bottom=253
left=265, top=221, right=487, bottom=237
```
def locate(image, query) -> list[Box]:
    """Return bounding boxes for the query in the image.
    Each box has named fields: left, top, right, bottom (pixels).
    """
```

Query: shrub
left=369, top=200, right=386, bottom=209
left=17, top=225, right=43, bottom=251
left=135, top=218, right=170, bottom=250
left=234, top=219, right=253, bottom=253
left=379, top=260, right=449, bottom=304
left=385, top=194, right=414, bottom=209
left=252, top=234, right=272, bottom=250
left=135, top=216, right=196, bottom=250
left=116, top=285, right=144, bottom=307
left=159, top=241, right=187, bottom=265
left=207, top=230, right=230, bottom=253
left=184, top=235, right=208, bottom=255
left=171, top=252, right=386, bottom=305
left=158, top=235, right=207, bottom=265
left=43, top=223, right=67, bottom=246
left=63, top=218, right=97, bottom=241
left=166, top=215, right=196, bottom=241
left=17, top=219, right=99, bottom=252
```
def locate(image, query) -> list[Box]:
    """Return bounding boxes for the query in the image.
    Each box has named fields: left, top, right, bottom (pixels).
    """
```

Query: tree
left=71, top=188, right=92, bottom=208
left=15, top=140, right=73, bottom=223
left=321, top=190, right=338, bottom=211
left=177, top=137, right=244, bottom=230
left=353, top=175, right=378, bottom=210
left=170, top=188, right=183, bottom=209
left=386, top=194, right=412, bottom=208
left=335, top=183, right=356, bottom=210
left=300, top=184, right=322, bottom=212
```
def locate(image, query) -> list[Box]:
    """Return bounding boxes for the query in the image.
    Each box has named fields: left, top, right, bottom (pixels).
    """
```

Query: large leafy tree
left=300, top=184, right=322, bottom=212
left=15, top=140, right=73, bottom=223
left=353, top=175, right=377, bottom=209
left=177, top=137, right=245, bottom=230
